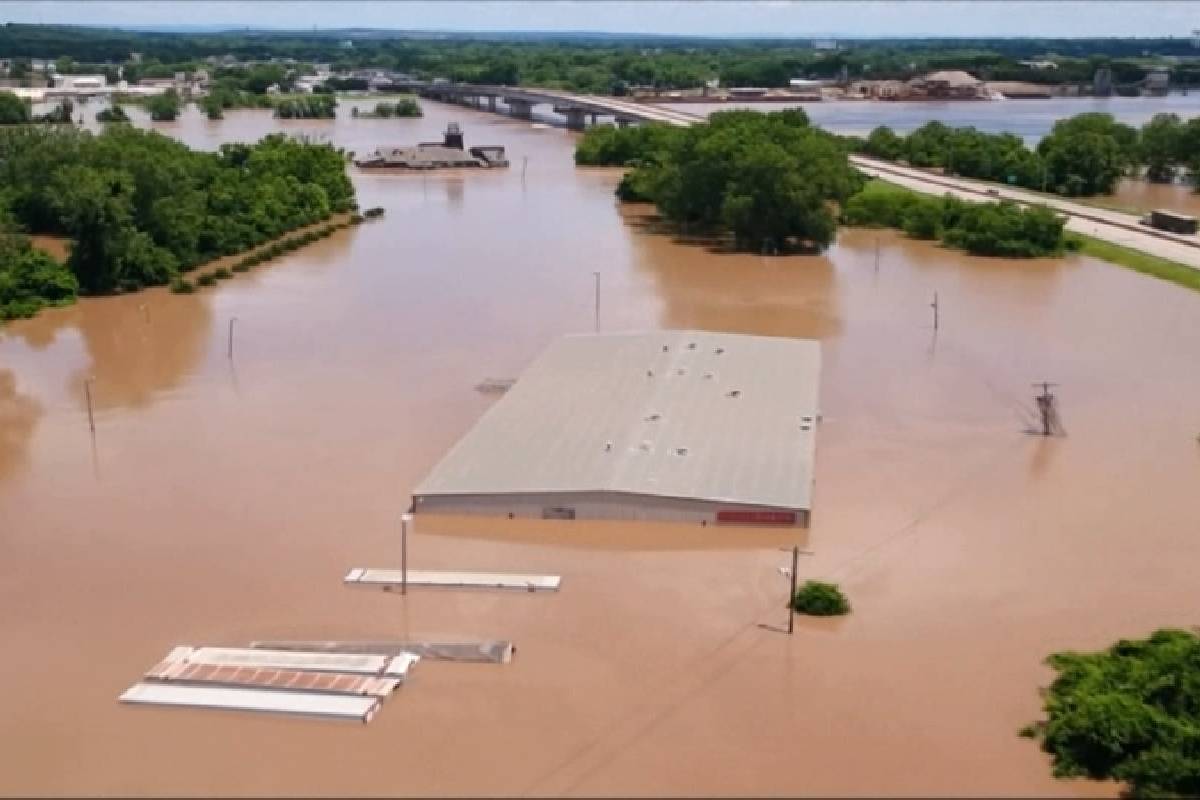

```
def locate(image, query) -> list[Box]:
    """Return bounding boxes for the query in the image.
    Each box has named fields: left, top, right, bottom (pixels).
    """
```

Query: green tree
left=0, top=91, right=32, bottom=124
left=144, top=89, right=181, bottom=121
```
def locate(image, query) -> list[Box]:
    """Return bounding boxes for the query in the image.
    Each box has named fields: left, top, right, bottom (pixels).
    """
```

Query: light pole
left=593, top=271, right=601, bottom=333
left=400, top=512, right=413, bottom=595
left=227, top=316, right=237, bottom=360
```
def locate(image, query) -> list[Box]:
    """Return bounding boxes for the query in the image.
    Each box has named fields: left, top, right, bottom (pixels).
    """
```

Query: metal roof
left=414, top=330, right=821, bottom=510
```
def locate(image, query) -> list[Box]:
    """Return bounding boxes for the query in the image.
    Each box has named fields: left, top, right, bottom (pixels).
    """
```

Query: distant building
left=908, top=70, right=984, bottom=99
left=813, top=39, right=838, bottom=51
left=1018, top=60, right=1058, bottom=70
left=52, top=74, right=106, bottom=91
left=1093, top=66, right=1114, bottom=96
left=728, top=87, right=768, bottom=98
left=788, top=78, right=823, bottom=92
left=130, top=52, right=143, bottom=64
left=1144, top=69, right=1170, bottom=96
left=339, top=40, right=354, bottom=49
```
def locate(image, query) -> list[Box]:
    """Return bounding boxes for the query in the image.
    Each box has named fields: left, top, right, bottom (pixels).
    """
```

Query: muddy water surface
left=1, top=99, right=1199, bottom=796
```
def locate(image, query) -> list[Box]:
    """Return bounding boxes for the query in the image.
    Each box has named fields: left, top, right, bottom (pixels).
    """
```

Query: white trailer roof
left=414, top=330, right=821, bottom=511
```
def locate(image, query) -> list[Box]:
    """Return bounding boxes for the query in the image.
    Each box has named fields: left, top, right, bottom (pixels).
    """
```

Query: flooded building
left=355, top=123, right=508, bottom=169
left=413, top=331, right=821, bottom=527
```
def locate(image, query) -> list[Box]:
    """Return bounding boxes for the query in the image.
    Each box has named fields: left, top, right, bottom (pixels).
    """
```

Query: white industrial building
left=412, top=330, right=821, bottom=527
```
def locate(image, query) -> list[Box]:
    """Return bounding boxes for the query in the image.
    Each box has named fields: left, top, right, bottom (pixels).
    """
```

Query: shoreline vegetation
left=1021, top=629, right=1200, bottom=799
left=853, top=113, right=1200, bottom=198
left=576, top=116, right=1200, bottom=288
left=170, top=213, right=358, bottom=294
left=0, top=124, right=355, bottom=322
left=351, top=98, right=422, bottom=119
left=577, top=110, right=1072, bottom=258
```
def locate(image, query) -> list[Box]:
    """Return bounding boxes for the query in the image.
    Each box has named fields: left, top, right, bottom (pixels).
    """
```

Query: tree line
left=1, top=24, right=1192, bottom=96
left=842, top=181, right=1070, bottom=257
left=577, top=113, right=1071, bottom=257
left=0, top=125, right=354, bottom=316
left=856, top=112, right=1200, bottom=197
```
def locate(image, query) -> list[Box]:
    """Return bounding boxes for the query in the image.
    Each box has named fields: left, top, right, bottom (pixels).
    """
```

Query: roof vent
left=662, top=344, right=669, bottom=353
left=645, top=413, right=662, bottom=422
left=604, top=441, right=614, bottom=452
left=727, top=389, right=741, bottom=398
left=703, top=371, right=714, bottom=379
left=675, top=447, right=689, bottom=456
left=676, top=368, right=687, bottom=376
left=715, top=347, right=725, bottom=355
left=639, top=440, right=652, bottom=452
left=687, top=342, right=697, bottom=350
left=647, top=369, right=654, bottom=378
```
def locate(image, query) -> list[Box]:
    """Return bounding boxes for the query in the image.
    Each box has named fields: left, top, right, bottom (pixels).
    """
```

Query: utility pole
left=227, top=316, right=237, bottom=359
left=931, top=291, right=939, bottom=331
left=787, top=545, right=799, bottom=634
left=84, top=377, right=96, bottom=434
left=1033, top=382, right=1060, bottom=436
left=400, top=512, right=412, bottom=595
left=874, top=236, right=880, bottom=273
left=593, top=271, right=601, bottom=333
left=522, top=155, right=528, bottom=183
left=777, top=546, right=814, bottom=635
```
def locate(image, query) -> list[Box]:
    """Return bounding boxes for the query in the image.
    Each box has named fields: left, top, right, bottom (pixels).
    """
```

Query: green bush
left=350, top=213, right=365, bottom=225
left=213, top=267, right=232, bottom=279
left=169, top=276, right=195, bottom=293
left=791, top=580, right=851, bottom=616
left=363, top=206, right=385, bottom=218
left=231, top=262, right=250, bottom=273
left=1024, top=629, right=1200, bottom=798
left=196, top=272, right=217, bottom=286
left=843, top=181, right=1068, bottom=258
left=0, top=240, right=79, bottom=320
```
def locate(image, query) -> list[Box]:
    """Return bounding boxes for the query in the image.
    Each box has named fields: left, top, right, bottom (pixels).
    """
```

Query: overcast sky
left=2, top=1, right=1197, bottom=38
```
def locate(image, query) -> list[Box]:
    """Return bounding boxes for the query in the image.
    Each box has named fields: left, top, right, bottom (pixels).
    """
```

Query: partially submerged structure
left=413, top=330, right=821, bottom=527
left=355, top=122, right=509, bottom=169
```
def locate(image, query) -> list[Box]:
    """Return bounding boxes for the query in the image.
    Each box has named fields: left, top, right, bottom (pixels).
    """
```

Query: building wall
left=413, top=491, right=809, bottom=527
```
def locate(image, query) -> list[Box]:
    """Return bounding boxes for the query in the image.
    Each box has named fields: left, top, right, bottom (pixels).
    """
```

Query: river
left=1, top=98, right=1198, bottom=795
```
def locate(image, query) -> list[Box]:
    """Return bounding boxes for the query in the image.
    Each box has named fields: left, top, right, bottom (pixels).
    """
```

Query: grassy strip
left=1072, top=233, right=1200, bottom=293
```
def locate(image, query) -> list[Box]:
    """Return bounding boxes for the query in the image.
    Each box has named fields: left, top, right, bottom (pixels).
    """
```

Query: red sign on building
left=716, top=510, right=797, bottom=526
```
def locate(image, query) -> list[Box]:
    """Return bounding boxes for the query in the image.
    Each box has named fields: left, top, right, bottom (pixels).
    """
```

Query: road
left=848, top=155, right=1200, bottom=271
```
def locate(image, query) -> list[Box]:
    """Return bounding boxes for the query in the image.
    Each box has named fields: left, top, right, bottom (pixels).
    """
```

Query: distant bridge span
left=411, top=82, right=703, bottom=129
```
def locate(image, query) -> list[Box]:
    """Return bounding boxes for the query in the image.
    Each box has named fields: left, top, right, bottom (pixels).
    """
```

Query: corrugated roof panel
left=413, top=330, right=820, bottom=510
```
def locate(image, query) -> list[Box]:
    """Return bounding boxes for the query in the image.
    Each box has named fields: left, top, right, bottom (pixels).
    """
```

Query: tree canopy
left=1022, top=629, right=1200, bottom=799
left=0, top=91, right=32, bottom=125
left=0, top=125, right=354, bottom=298
left=583, top=110, right=863, bottom=253
left=842, top=180, right=1070, bottom=257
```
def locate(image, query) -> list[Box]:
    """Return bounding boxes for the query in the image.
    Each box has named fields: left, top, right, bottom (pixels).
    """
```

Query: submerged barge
left=355, top=123, right=509, bottom=170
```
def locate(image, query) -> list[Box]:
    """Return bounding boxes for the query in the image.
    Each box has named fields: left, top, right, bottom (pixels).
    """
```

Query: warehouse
left=412, top=330, right=821, bottom=527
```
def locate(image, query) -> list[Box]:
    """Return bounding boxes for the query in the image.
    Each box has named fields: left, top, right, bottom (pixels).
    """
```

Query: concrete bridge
left=412, top=82, right=703, bottom=130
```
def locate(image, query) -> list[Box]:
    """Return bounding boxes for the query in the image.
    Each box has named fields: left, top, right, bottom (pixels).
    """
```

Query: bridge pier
left=561, top=108, right=587, bottom=130
left=487, top=96, right=497, bottom=112
left=505, top=98, right=534, bottom=119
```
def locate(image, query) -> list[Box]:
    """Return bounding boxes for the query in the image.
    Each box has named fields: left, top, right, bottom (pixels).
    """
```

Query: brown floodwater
left=2, top=99, right=1199, bottom=796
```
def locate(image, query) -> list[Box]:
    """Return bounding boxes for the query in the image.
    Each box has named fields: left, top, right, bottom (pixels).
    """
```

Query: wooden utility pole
left=227, top=317, right=237, bottom=360
left=931, top=292, right=940, bottom=331
left=874, top=236, right=880, bottom=273
left=522, top=155, right=529, bottom=183
left=593, top=271, right=601, bottom=333
left=787, top=545, right=799, bottom=635
left=84, top=377, right=95, bottom=434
